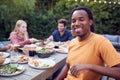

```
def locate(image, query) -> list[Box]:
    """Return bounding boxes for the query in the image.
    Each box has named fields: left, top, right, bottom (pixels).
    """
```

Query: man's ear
left=89, top=20, right=93, bottom=26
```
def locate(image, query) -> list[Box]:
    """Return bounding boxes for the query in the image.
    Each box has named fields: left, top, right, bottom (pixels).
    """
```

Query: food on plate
left=0, top=64, right=21, bottom=74
left=28, top=59, right=56, bottom=69
left=41, top=64, right=50, bottom=68
left=54, top=47, right=68, bottom=53
left=0, top=57, right=5, bottom=64
left=0, top=52, right=3, bottom=56
left=0, top=52, right=10, bottom=58
left=29, top=60, right=41, bottom=67
left=37, top=48, right=49, bottom=54
left=56, top=49, right=64, bottom=53
left=18, top=55, right=29, bottom=63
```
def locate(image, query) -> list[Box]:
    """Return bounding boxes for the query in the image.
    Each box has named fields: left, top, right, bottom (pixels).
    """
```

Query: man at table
left=45, top=19, right=73, bottom=79
left=55, top=6, right=120, bottom=80
left=46, top=18, right=74, bottom=44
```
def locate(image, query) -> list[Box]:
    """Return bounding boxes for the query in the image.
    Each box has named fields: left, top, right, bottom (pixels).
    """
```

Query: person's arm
left=10, top=33, right=31, bottom=45
left=45, top=35, right=53, bottom=44
left=0, top=45, right=10, bottom=51
left=10, top=32, right=36, bottom=46
left=18, top=40, right=31, bottom=46
left=55, top=63, right=69, bottom=80
left=91, top=64, right=120, bottom=80
left=70, top=64, right=120, bottom=79
left=18, top=38, right=37, bottom=46
left=0, top=44, right=14, bottom=51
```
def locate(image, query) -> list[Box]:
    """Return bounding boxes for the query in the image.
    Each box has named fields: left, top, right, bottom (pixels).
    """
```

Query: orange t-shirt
left=65, top=32, right=120, bottom=80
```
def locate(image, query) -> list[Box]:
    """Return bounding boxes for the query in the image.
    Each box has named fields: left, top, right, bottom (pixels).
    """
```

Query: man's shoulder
left=65, top=29, right=71, bottom=32
left=70, top=37, right=78, bottom=43
left=52, top=30, right=58, bottom=34
left=93, top=33, right=106, bottom=40
left=92, top=33, right=108, bottom=44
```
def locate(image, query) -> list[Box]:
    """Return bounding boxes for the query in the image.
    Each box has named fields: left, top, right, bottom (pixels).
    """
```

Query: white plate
left=0, top=65, right=25, bottom=76
left=18, top=61, right=28, bottom=64
left=0, top=58, right=10, bottom=65
left=28, top=59, right=56, bottom=69
left=54, top=48, right=68, bottom=53
left=18, top=60, right=28, bottom=64
left=0, top=52, right=10, bottom=58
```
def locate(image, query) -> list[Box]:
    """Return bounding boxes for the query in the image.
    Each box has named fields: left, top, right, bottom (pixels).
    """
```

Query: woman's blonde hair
left=13, top=20, right=27, bottom=33
left=9, top=20, right=27, bottom=39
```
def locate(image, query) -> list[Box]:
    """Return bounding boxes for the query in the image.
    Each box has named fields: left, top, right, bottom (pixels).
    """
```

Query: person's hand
left=29, top=38, right=37, bottom=43
left=39, top=40, right=45, bottom=46
left=7, top=44, right=15, bottom=51
left=0, top=56, right=5, bottom=64
left=70, top=64, right=91, bottom=77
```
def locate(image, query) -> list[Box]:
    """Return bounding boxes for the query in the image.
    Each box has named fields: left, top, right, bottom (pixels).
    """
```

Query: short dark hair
left=70, top=6, right=94, bottom=32
left=58, top=19, right=67, bottom=26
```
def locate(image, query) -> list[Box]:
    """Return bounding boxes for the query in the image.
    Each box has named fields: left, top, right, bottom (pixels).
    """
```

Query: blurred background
left=0, top=0, right=120, bottom=40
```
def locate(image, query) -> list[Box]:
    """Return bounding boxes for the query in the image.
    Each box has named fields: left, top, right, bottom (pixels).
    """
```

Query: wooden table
left=0, top=52, right=67, bottom=80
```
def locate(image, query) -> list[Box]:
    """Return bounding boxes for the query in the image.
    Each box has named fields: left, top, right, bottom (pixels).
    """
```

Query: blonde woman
left=9, top=20, right=36, bottom=46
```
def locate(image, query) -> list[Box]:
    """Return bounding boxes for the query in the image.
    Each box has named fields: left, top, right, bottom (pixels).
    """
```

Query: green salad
left=37, top=48, right=50, bottom=54
left=0, top=64, right=21, bottom=74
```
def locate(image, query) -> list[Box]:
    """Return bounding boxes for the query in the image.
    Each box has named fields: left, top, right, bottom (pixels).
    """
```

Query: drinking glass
left=10, top=50, right=18, bottom=67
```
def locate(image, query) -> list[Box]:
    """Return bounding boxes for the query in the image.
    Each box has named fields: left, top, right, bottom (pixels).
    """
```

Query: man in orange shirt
left=55, top=6, right=120, bottom=80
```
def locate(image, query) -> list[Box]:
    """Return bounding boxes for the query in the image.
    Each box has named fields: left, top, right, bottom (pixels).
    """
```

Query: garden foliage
left=0, top=0, right=120, bottom=40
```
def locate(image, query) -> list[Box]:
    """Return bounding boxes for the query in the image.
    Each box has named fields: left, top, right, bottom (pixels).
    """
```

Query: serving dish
left=36, top=48, right=54, bottom=58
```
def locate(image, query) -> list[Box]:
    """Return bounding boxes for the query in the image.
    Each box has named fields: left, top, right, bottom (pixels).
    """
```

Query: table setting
left=0, top=41, right=68, bottom=80
left=0, top=50, right=26, bottom=77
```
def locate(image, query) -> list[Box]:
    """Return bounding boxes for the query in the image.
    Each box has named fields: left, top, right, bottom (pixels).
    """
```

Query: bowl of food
left=36, top=48, right=54, bottom=58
